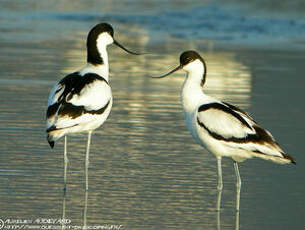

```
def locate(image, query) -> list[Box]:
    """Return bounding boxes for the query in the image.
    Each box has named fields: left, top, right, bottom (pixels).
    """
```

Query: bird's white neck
left=93, top=44, right=110, bottom=81
left=97, top=46, right=109, bottom=78
left=80, top=59, right=109, bottom=82
left=181, top=60, right=210, bottom=112
left=181, top=72, right=206, bottom=113
left=86, top=32, right=112, bottom=74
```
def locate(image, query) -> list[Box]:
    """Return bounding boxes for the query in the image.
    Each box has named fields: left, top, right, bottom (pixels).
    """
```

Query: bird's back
left=46, top=71, right=112, bottom=143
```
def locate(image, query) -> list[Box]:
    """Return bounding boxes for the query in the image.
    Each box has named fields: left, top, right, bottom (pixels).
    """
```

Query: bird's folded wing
left=66, top=79, right=111, bottom=111
left=46, top=74, right=111, bottom=131
left=197, top=103, right=255, bottom=140
left=197, top=102, right=285, bottom=158
left=47, top=82, right=65, bottom=107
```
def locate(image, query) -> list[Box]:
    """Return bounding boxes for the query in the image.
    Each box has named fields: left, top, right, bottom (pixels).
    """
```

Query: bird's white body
left=46, top=64, right=112, bottom=142
left=180, top=60, right=291, bottom=164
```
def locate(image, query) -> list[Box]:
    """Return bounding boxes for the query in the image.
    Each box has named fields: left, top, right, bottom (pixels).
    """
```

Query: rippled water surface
left=0, top=1, right=304, bottom=229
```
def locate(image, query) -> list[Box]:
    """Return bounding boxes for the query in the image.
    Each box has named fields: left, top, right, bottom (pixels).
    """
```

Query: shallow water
left=0, top=1, right=304, bottom=229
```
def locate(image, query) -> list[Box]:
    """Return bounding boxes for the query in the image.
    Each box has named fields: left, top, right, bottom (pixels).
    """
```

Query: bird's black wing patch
left=198, top=103, right=252, bottom=129
left=58, top=100, right=111, bottom=119
left=59, top=72, right=108, bottom=100
left=197, top=103, right=276, bottom=145
left=46, top=72, right=108, bottom=119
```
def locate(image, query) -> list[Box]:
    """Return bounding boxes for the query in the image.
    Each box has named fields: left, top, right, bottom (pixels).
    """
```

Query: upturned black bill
left=114, top=40, right=142, bottom=55
left=151, top=65, right=182, bottom=78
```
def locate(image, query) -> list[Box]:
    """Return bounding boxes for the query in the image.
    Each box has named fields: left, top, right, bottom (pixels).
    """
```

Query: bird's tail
left=252, top=151, right=296, bottom=165
left=46, top=126, right=66, bottom=149
left=47, top=134, right=55, bottom=148
left=282, top=153, right=296, bottom=165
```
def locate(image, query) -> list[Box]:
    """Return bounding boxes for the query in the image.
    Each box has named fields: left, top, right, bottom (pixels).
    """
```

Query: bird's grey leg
left=234, top=161, right=241, bottom=212
left=216, top=157, right=223, bottom=211
left=63, top=135, right=68, bottom=193
left=85, top=131, right=92, bottom=191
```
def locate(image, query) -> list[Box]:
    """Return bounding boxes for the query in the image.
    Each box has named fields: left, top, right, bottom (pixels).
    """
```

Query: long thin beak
left=151, top=65, right=182, bottom=78
left=113, top=39, right=142, bottom=55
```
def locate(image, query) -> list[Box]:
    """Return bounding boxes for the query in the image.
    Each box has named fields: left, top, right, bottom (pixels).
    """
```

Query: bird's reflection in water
left=216, top=211, right=221, bottom=230
left=216, top=208, right=240, bottom=230
left=235, top=211, right=240, bottom=230
left=61, top=194, right=67, bottom=230
left=82, top=191, right=88, bottom=230
left=61, top=191, right=88, bottom=230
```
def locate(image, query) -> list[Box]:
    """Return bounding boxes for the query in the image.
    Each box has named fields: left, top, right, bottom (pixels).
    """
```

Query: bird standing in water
left=152, top=50, right=295, bottom=211
left=46, top=23, right=141, bottom=192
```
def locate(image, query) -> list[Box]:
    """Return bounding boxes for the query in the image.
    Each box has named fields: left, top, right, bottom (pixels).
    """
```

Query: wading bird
left=152, top=50, right=295, bottom=211
left=46, top=23, right=141, bottom=191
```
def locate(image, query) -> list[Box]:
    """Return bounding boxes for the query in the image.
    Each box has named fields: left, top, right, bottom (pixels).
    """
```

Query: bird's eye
left=186, top=57, right=192, bottom=63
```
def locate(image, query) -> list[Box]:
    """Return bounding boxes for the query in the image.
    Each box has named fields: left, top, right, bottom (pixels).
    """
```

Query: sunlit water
left=0, top=1, right=304, bottom=230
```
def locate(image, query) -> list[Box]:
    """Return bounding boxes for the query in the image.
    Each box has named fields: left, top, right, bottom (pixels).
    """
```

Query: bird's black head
left=87, top=22, right=142, bottom=65
left=88, top=23, right=114, bottom=39
left=179, top=50, right=205, bottom=67
left=151, top=50, right=207, bottom=87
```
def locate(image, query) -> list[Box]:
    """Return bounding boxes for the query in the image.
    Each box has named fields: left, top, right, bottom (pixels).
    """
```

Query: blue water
left=1, top=0, right=305, bottom=49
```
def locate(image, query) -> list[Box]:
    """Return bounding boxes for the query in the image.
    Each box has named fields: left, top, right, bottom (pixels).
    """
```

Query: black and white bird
left=46, top=23, right=141, bottom=191
left=152, top=50, right=296, bottom=211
